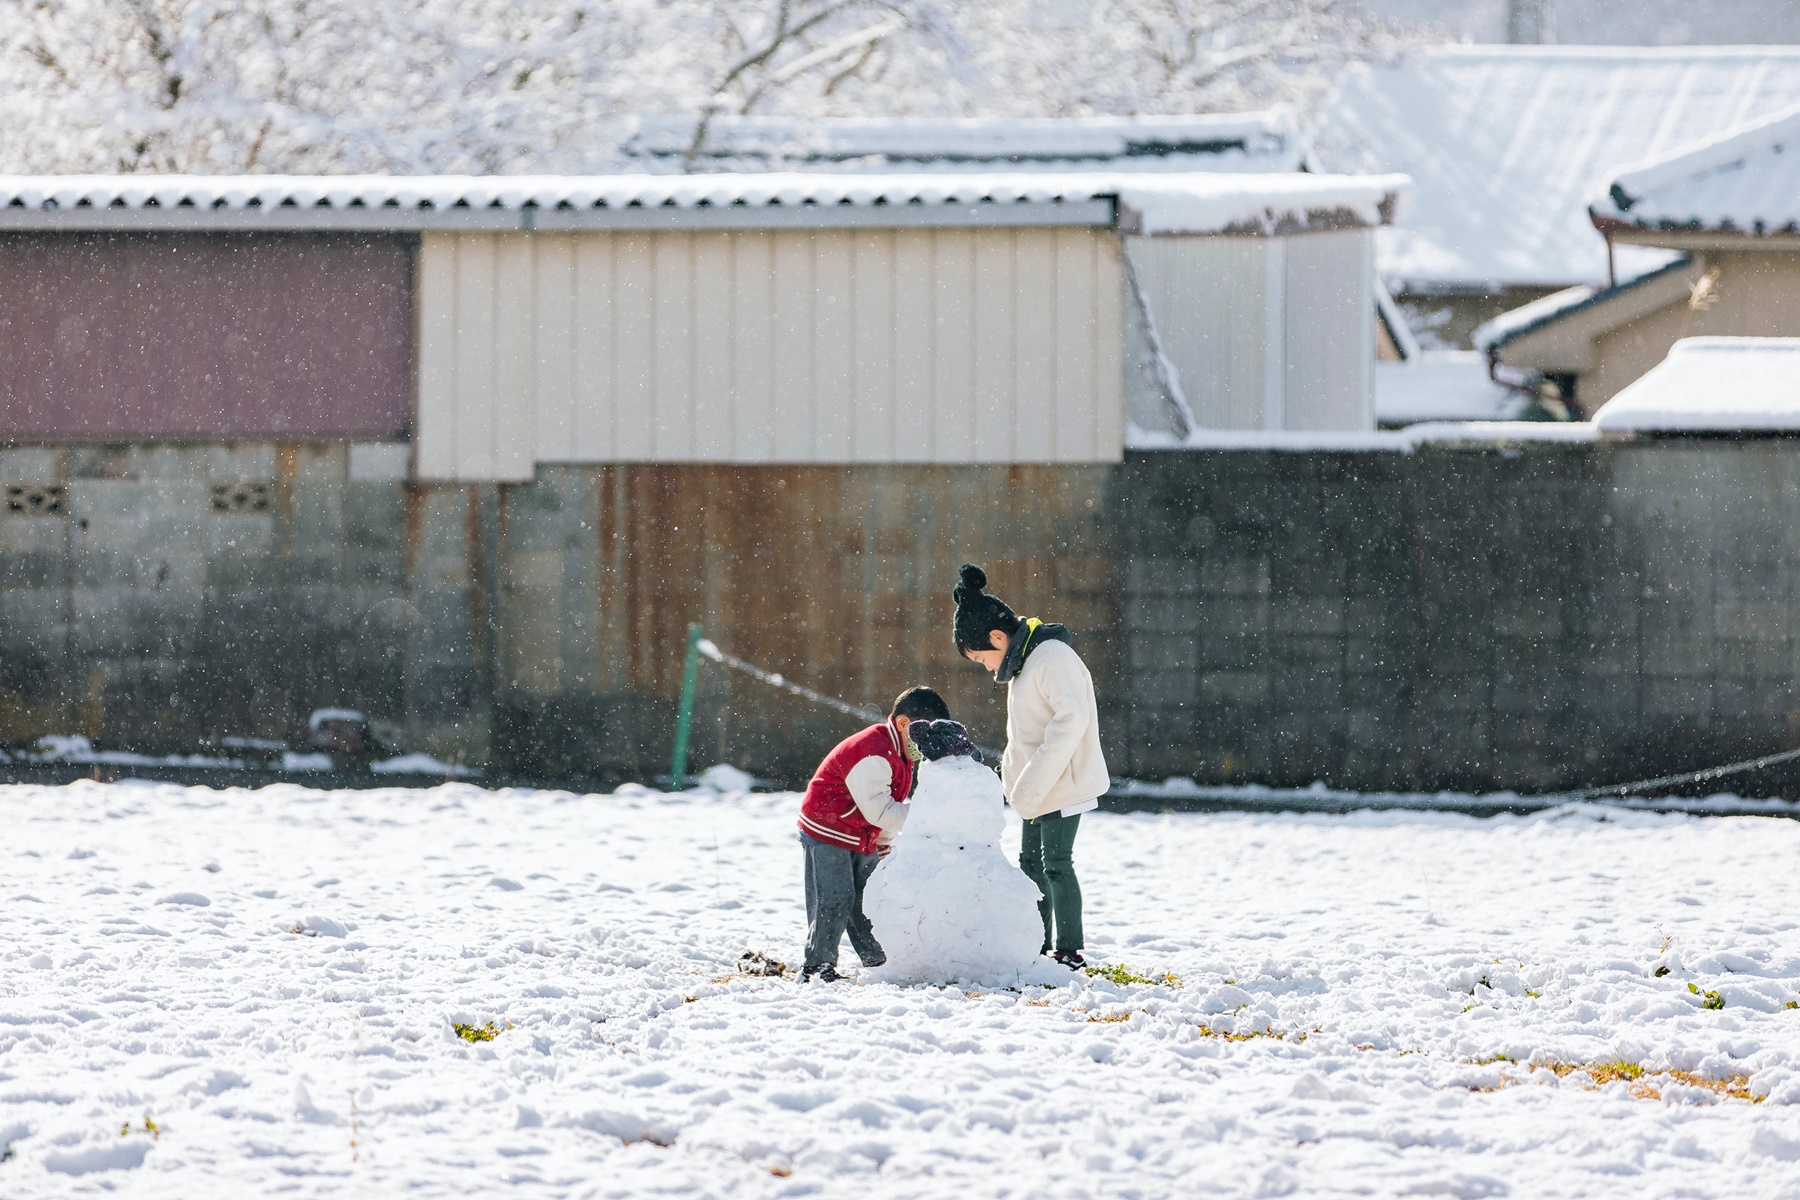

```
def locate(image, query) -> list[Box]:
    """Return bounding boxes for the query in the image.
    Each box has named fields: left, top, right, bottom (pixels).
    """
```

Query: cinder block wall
left=1120, top=442, right=1800, bottom=793
left=8, top=440, right=1800, bottom=792
left=0, top=443, right=489, bottom=766
left=0, top=449, right=1119, bottom=785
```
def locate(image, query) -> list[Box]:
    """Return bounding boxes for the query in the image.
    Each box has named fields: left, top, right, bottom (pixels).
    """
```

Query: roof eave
left=0, top=197, right=1119, bottom=234
left=1480, top=253, right=1700, bottom=362
left=1595, top=220, right=1800, bottom=250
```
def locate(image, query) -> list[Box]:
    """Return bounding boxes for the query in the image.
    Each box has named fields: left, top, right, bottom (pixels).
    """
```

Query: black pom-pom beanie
left=952, top=563, right=1017, bottom=652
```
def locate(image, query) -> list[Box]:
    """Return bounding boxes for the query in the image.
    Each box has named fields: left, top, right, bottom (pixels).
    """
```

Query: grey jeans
left=801, top=833, right=884, bottom=970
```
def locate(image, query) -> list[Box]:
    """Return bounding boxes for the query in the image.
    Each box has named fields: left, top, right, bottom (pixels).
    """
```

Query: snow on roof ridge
left=1472, top=285, right=1595, bottom=351
left=1117, top=172, right=1408, bottom=234
left=1667, top=335, right=1800, bottom=353
left=0, top=170, right=1409, bottom=233
left=1600, top=101, right=1800, bottom=215
left=632, top=110, right=1298, bottom=160
left=1473, top=255, right=1697, bottom=352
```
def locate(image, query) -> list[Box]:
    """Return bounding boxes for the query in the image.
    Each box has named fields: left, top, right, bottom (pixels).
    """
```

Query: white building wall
left=1126, top=228, right=1375, bottom=433
left=415, top=228, right=1125, bottom=479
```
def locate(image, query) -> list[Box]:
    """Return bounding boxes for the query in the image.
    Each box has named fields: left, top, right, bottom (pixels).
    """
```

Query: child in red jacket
left=797, top=686, right=951, bottom=981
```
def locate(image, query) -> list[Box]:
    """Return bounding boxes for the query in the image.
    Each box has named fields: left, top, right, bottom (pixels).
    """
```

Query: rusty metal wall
left=493, top=463, right=1122, bottom=782
left=0, top=233, right=413, bottom=441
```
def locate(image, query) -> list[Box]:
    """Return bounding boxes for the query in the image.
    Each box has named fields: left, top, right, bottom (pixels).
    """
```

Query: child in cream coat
left=951, top=564, right=1109, bottom=969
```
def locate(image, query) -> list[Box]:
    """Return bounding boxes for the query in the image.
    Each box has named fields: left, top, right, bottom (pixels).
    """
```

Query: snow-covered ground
left=7, top=781, right=1800, bottom=1198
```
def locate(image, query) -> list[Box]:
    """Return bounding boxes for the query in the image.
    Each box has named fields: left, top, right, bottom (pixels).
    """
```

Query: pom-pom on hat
left=908, top=719, right=982, bottom=764
left=952, top=564, right=1019, bottom=652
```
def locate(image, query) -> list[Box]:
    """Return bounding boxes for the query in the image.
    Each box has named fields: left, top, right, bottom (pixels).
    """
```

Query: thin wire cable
left=696, top=638, right=1002, bottom=762
left=1559, top=745, right=1800, bottom=801
left=697, top=639, right=886, bottom=724
left=701, top=639, right=1800, bottom=804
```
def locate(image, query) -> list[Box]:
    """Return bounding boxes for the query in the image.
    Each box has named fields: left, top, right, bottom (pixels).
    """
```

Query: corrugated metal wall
left=416, top=229, right=1125, bottom=478
left=1128, top=229, right=1374, bottom=432
left=0, top=233, right=412, bottom=440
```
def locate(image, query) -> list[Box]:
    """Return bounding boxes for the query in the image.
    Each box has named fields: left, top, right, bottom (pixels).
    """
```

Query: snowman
left=864, top=721, right=1069, bottom=987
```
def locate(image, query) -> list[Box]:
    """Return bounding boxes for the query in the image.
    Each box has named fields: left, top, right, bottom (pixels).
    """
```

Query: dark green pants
left=1019, top=812, right=1083, bottom=953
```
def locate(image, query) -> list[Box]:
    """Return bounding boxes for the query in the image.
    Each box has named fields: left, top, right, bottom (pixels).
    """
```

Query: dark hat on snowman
left=909, top=719, right=982, bottom=764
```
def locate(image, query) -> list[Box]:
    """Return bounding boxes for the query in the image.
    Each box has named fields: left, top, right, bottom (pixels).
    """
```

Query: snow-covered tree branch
left=0, top=0, right=1408, bottom=173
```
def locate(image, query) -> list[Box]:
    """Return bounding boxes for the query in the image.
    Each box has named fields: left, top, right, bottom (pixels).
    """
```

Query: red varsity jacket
left=797, top=721, right=915, bottom=854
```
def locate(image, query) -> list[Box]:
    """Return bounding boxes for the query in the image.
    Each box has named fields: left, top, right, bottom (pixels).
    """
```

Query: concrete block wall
left=9, top=438, right=1800, bottom=792
left=1118, top=442, right=1800, bottom=793
left=0, top=448, right=1119, bottom=785
left=0, top=443, right=483, bottom=763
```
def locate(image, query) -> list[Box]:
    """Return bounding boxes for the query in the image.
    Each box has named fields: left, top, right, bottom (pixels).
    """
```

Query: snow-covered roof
left=625, top=112, right=1305, bottom=174
left=1376, top=352, right=1523, bottom=425
left=0, top=171, right=1406, bottom=236
left=1592, top=337, right=1800, bottom=432
left=1593, top=103, right=1800, bottom=236
left=1473, top=254, right=1696, bottom=353
left=1316, top=46, right=1800, bottom=291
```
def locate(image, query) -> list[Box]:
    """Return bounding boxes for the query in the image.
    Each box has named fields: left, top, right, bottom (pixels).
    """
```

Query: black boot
left=1053, top=950, right=1087, bottom=970
left=801, top=964, right=843, bottom=982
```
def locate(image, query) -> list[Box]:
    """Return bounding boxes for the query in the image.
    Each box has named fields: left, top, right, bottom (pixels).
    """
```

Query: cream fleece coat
left=1000, top=638, right=1110, bottom=821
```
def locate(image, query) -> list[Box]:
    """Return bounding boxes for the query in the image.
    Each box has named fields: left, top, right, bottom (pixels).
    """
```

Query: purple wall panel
left=0, top=233, right=412, bottom=439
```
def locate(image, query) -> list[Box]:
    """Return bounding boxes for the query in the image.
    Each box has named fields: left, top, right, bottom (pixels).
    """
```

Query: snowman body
left=864, top=755, right=1064, bottom=986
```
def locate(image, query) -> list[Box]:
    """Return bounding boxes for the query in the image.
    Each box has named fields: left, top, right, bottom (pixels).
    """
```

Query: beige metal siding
left=415, top=229, right=1125, bottom=478
left=1282, top=230, right=1375, bottom=432
left=1127, top=235, right=1270, bottom=429
left=1127, top=229, right=1374, bottom=433
left=415, top=235, right=535, bottom=481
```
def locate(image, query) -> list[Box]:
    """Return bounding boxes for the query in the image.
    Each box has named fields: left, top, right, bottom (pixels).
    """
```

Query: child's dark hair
left=889, top=686, right=951, bottom=722
left=952, top=564, right=1022, bottom=653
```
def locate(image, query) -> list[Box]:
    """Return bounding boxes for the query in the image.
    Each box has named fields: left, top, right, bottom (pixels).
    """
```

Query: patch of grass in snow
left=453, top=1021, right=510, bottom=1043
left=1195, top=1024, right=1292, bottom=1042
left=1468, top=1058, right=1759, bottom=1103
left=119, top=1117, right=161, bottom=1139
left=1082, top=963, right=1181, bottom=988
left=1574, top=1061, right=1644, bottom=1086
left=1554, top=1061, right=1758, bottom=1103
left=1687, top=983, right=1725, bottom=1010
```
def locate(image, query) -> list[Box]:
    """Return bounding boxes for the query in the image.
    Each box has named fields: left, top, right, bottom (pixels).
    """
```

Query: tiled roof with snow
left=1592, top=337, right=1800, bottom=431
left=625, top=112, right=1304, bottom=174
left=1315, top=46, right=1800, bottom=291
left=1593, top=103, right=1800, bottom=235
left=0, top=171, right=1406, bottom=235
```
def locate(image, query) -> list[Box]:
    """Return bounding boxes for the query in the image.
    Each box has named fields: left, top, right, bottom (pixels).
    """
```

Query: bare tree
left=0, top=0, right=1409, bottom=174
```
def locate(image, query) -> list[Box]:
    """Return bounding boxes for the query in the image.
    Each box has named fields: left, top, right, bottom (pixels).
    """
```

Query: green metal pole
left=669, top=623, right=704, bottom=789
